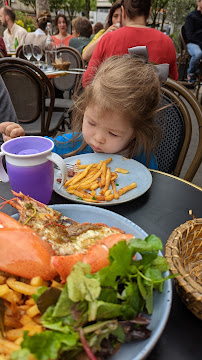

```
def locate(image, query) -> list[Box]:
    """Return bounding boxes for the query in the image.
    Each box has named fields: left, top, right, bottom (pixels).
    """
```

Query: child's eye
left=109, top=132, right=118, bottom=137
left=88, top=121, right=95, bottom=126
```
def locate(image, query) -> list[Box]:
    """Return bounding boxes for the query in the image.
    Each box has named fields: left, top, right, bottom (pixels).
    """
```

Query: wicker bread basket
left=52, top=61, right=71, bottom=70
left=165, top=218, right=202, bottom=320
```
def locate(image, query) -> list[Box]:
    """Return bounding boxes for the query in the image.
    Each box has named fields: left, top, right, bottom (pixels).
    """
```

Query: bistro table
left=0, top=170, right=201, bottom=360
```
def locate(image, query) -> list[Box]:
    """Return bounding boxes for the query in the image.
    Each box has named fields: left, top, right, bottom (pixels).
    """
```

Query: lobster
left=0, top=191, right=134, bottom=281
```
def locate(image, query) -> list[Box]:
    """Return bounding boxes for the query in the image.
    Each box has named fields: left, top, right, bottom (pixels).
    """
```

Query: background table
left=1, top=170, right=202, bottom=360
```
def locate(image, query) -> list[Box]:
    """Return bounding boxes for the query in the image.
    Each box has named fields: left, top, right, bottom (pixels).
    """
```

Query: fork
left=55, top=164, right=79, bottom=177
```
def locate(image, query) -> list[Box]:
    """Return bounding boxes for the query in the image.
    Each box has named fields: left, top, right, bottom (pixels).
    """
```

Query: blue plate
left=12, top=204, right=172, bottom=360
left=53, top=153, right=152, bottom=206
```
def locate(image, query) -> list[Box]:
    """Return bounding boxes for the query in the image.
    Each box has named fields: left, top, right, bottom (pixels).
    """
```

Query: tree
left=19, top=0, right=36, bottom=11
left=49, top=0, right=96, bottom=20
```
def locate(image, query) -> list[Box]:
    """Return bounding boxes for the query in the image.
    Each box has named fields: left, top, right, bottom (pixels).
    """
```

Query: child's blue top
left=47, top=133, right=158, bottom=170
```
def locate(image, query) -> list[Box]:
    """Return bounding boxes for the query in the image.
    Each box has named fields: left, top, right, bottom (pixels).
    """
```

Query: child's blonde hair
left=69, top=56, right=162, bottom=163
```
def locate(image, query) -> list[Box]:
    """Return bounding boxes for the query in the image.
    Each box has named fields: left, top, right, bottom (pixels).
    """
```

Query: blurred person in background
left=69, top=17, right=92, bottom=54
left=93, top=22, right=104, bottom=35
left=53, top=14, right=72, bottom=47
left=184, top=0, right=202, bottom=84
left=83, top=0, right=178, bottom=87
left=20, top=11, right=51, bottom=50
left=34, top=11, right=51, bottom=36
left=0, top=6, right=27, bottom=50
left=82, top=0, right=122, bottom=62
left=0, top=34, right=7, bottom=56
left=0, top=76, right=24, bottom=146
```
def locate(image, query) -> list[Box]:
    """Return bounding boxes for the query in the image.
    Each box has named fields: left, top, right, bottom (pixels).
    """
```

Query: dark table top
left=1, top=170, right=202, bottom=360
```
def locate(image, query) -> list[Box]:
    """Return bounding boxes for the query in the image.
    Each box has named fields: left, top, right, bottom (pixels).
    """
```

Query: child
left=50, top=56, right=162, bottom=169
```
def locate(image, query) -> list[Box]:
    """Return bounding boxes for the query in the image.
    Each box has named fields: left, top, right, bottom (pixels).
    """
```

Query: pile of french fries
left=0, top=275, right=63, bottom=358
left=64, top=157, right=137, bottom=203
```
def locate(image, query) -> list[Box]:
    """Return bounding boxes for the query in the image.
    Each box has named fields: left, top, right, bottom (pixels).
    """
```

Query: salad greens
left=11, top=235, right=174, bottom=360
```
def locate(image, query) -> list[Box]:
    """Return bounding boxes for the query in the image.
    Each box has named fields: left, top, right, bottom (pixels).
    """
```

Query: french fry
left=14, top=337, right=23, bottom=346
left=1, top=289, right=22, bottom=303
left=0, top=284, right=10, bottom=297
left=25, top=298, right=36, bottom=306
left=118, top=182, right=137, bottom=195
left=0, top=275, right=6, bottom=285
left=97, top=160, right=103, bottom=170
left=111, top=180, right=119, bottom=199
left=70, top=164, right=95, bottom=185
left=105, top=194, right=114, bottom=201
left=0, top=339, right=20, bottom=355
left=30, top=276, right=49, bottom=287
left=115, top=167, right=129, bottom=174
left=6, top=278, right=38, bottom=296
left=6, top=328, right=25, bottom=342
left=100, top=167, right=111, bottom=195
left=26, top=304, right=40, bottom=318
left=105, top=189, right=111, bottom=197
left=90, top=181, right=99, bottom=190
left=76, top=159, right=81, bottom=165
left=51, top=280, right=64, bottom=289
left=105, top=157, right=112, bottom=164
left=100, top=162, right=107, bottom=188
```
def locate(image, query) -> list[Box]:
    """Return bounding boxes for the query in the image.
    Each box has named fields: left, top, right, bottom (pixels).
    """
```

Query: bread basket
left=165, top=218, right=202, bottom=320
left=52, top=61, right=71, bottom=70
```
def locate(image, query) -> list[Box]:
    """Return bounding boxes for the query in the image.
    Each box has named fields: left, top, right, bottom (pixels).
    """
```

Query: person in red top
left=82, top=0, right=178, bottom=87
left=0, top=36, right=7, bottom=56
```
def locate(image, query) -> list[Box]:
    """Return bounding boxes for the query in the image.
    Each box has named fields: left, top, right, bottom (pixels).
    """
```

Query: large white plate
left=53, top=153, right=152, bottom=206
left=13, top=204, right=171, bottom=360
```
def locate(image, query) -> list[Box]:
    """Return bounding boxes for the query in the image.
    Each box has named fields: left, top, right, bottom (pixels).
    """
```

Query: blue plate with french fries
left=53, top=153, right=152, bottom=206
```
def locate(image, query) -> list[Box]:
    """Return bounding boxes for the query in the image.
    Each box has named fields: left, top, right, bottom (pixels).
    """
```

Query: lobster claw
left=0, top=212, right=57, bottom=280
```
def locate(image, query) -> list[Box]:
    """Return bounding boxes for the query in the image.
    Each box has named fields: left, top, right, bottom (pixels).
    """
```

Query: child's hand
left=0, top=122, right=25, bottom=142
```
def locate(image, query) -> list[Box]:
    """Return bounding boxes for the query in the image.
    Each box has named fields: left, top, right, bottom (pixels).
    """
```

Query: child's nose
left=94, top=131, right=105, bottom=144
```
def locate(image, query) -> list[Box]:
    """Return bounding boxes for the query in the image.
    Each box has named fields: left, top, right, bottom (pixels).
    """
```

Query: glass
left=33, top=45, right=43, bottom=65
left=0, top=137, right=67, bottom=204
left=23, top=44, right=33, bottom=61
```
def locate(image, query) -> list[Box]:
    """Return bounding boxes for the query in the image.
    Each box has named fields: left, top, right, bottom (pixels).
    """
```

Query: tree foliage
left=49, top=0, right=96, bottom=20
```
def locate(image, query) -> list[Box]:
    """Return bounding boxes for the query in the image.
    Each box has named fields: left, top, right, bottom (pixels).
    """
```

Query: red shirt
left=52, top=35, right=73, bottom=48
left=83, top=27, right=178, bottom=87
left=0, top=36, right=7, bottom=57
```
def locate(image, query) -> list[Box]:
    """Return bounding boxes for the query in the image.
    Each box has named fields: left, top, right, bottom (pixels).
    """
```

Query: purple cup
left=0, top=136, right=67, bottom=204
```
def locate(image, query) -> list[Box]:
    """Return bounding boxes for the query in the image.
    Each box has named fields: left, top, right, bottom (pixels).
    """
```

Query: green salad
left=12, top=235, right=174, bottom=360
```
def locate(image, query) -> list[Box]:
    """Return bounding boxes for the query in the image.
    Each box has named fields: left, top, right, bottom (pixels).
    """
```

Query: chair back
left=0, top=50, right=5, bottom=58
left=53, top=46, right=84, bottom=97
left=155, top=88, right=191, bottom=175
left=0, top=57, right=62, bottom=137
left=177, top=26, right=190, bottom=81
left=160, top=79, right=202, bottom=182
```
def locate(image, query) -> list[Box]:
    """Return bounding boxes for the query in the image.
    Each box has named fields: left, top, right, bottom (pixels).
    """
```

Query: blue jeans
left=187, top=43, right=202, bottom=76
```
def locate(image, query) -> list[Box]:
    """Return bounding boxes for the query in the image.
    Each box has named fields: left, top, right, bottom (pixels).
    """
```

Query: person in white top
left=0, top=6, right=27, bottom=50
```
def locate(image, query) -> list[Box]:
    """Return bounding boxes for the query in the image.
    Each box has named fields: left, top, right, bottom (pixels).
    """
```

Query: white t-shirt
left=3, top=23, right=27, bottom=50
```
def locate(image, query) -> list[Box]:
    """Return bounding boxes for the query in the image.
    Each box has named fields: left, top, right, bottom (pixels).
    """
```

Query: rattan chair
left=156, top=79, right=202, bottom=182
left=0, top=49, right=5, bottom=58
left=0, top=57, right=64, bottom=137
left=53, top=46, right=84, bottom=100
left=46, top=46, right=85, bottom=129
left=177, top=26, right=190, bottom=82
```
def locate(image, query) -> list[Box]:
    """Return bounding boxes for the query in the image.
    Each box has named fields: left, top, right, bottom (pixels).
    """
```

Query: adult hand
left=0, top=122, right=25, bottom=142
left=105, top=24, right=120, bottom=33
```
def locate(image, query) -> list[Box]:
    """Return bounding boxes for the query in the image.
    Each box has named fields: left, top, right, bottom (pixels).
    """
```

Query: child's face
left=82, top=104, right=135, bottom=154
